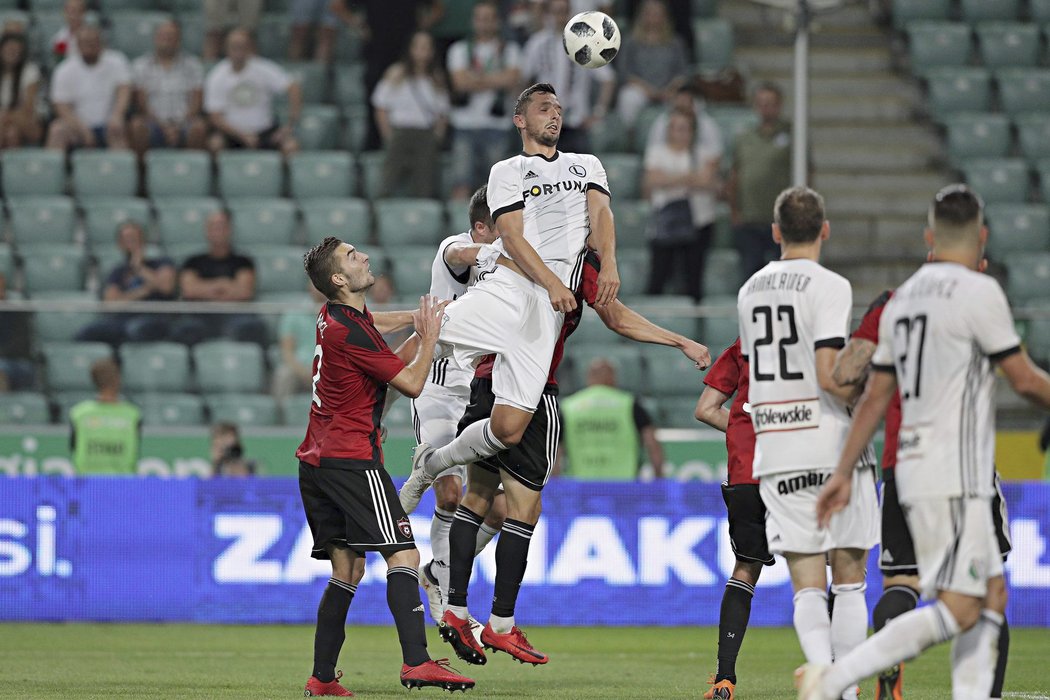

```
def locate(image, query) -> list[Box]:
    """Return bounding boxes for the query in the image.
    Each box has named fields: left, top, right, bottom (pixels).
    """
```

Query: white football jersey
left=871, top=262, right=1020, bottom=502
left=737, top=258, right=853, bottom=477
left=424, top=232, right=486, bottom=391
left=486, top=150, right=610, bottom=290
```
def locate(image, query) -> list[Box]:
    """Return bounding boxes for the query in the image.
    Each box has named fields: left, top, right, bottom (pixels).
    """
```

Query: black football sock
left=386, top=566, right=430, bottom=666
left=447, top=506, right=484, bottom=608
left=312, top=577, right=356, bottom=682
left=490, top=518, right=534, bottom=618
left=872, top=585, right=919, bottom=632
left=991, top=618, right=1009, bottom=698
left=715, top=578, right=755, bottom=684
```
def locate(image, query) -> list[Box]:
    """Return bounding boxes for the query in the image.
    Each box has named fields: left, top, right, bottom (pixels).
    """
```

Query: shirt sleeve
left=111, top=52, right=132, bottom=83
left=852, top=292, right=889, bottom=343
left=487, top=158, right=524, bottom=221
left=585, top=154, right=611, bottom=198
left=703, top=340, right=741, bottom=395
left=968, top=276, right=1022, bottom=360
left=263, top=59, right=293, bottom=93
left=697, top=112, right=724, bottom=162
left=187, top=57, right=204, bottom=88
left=871, top=303, right=895, bottom=371
left=505, top=42, right=523, bottom=69
left=131, top=57, right=146, bottom=88
left=446, top=41, right=468, bottom=72
left=203, top=67, right=224, bottom=113
left=50, top=63, right=73, bottom=104
left=812, top=274, right=852, bottom=349
left=371, top=78, right=392, bottom=110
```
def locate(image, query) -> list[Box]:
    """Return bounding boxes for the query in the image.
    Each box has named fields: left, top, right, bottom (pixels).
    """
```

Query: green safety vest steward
left=560, top=385, right=640, bottom=480
left=70, top=400, right=141, bottom=475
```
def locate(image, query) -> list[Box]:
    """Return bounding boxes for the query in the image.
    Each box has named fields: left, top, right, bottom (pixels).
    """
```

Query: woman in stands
left=0, top=31, right=43, bottom=148
left=616, top=0, right=689, bottom=129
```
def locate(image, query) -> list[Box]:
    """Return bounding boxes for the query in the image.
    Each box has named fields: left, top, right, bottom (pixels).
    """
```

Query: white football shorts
left=411, top=384, right=471, bottom=481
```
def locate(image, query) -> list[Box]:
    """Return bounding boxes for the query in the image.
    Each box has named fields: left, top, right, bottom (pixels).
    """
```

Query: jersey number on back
left=751, top=305, right=803, bottom=381
left=893, top=314, right=927, bottom=400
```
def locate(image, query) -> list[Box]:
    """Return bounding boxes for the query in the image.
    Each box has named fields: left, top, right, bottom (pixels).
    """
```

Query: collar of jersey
left=329, top=301, right=368, bottom=317
left=522, top=150, right=559, bottom=162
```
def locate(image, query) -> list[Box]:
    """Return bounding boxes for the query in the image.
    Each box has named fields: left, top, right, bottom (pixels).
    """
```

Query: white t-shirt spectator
left=446, top=38, right=521, bottom=130
left=644, top=130, right=723, bottom=228
left=50, top=26, right=79, bottom=61
left=204, top=56, right=291, bottom=134
left=0, top=62, right=40, bottom=110
left=521, top=28, right=614, bottom=130
left=50, top=49, right=131, bottom=128
left=132, top=53, right=204, bottom=123
left=371, top=74, right=450, bottom=130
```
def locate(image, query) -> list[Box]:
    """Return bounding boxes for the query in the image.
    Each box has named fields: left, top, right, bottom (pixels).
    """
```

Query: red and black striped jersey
left=296, top=302, right=405, bottom=470
left=853, top=290, right=901, bottom=472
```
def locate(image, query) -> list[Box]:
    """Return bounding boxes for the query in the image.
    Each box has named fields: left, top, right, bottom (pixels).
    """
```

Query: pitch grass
left=1, top=624, right=1047, bottom=699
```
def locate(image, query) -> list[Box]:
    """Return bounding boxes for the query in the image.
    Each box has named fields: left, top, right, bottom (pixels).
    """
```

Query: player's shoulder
left=325, top=303, right=384, bottom=352
left=437, top=231, right=472, bottom=251
left=812, top=262, right=851, bottom=290
left=489, top=154, right=525, bottom=179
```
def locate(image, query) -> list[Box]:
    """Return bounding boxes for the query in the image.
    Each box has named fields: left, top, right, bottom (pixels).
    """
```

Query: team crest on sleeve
left=397, top=517, right=413, bottom=538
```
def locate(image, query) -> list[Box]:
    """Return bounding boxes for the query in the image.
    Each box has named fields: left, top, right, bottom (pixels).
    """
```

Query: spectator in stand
left=726, top=82, right=793, bottom=280
left=75, top=221, right=177, bottom=346
left=624, top=0, right=693, bottom=60
left=205, top=27, right=300, bottom=157
left=642, top=107, right=722, bottom=301
left=70, top=358, right=142, bottom=476
left=288, top=0, right=340, bottom=63
left=273, top=282, right=326, bottom=401
left=615, top=0, right=688, bottom=129
left=0, top=271, right=34, bottom=390
left=172, top=210, right=268, bottom=345
left=210, top=420, right=241, bottom=470
left=445, top=0, right=520, bottom=200
left=46, top=25, right=131, bottom=151
left=129, top=19, right=207, bottom=155
left=0, top=32, right=43, bottom=148
left=521, top=0, right=615, bottom=154
left=371, top=30, right=449, bottom=199
left=50, top=0, right=87, bottom=63
left=203, top=0, right=262, bottom=61
left=645, top=84, right=718, bottom=152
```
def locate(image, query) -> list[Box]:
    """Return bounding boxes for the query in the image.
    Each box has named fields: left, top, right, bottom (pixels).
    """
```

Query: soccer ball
left=563, top=11, right=621, bottom=69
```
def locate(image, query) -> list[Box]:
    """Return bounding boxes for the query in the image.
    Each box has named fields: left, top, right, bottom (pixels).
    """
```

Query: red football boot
left=400, top=659, right=475, bottom=692
left=438, top=610, right=487, bottom=665
left=304, top=670, right=354, bottom=696
left=480, top=624, right=549, bottom=666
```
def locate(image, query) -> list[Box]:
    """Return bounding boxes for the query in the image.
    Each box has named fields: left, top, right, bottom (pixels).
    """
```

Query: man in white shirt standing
left=803, top=185, right=1050, bottom=700
left=47, top=25, right=130, bottom=151
left=204, top=27, right=300, bottom=156
left=446, top=0, right=521, bottom=200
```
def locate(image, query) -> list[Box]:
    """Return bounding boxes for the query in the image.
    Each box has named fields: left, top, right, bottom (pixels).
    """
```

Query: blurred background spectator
left=288, top=0, right=340, bottom=63
left=203, top=0, right=262, bottom=61
left=0, top=32, right=43, bottom=148
left=616, top=0, right=688, bottom=129
left=214, top=440, right=257, bottom=476
left=209, top=420, right=256, bottom=476
left=69, top=357, right=141, bottom=475
left=273, top=283, right=326, bottom=401
left=51, top=0, right=88, bottom=62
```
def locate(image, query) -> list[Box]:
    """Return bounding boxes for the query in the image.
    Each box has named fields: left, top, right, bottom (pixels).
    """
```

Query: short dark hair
left=754, top=81, right=782, bottom=100
left=90, top=357, right=120, bottom=390
left=210, top=421, right=239, bottom=440
left=930, top=183, right=983, bottom=228
left=514, top=82, right=556, bottom=117
left=774, top=186, right=826, bottom=244
left=468, top=185, right=490, bottom=229
left=115, top=220, right=146, bottom=239
left=303, top=236, right=343, bottom=300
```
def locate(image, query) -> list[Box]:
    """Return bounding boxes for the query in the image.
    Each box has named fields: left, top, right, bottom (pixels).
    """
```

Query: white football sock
left=446, top=604, right=468, bottom=620
left=794, top=587, right=833, bottom=665
left=429, top=507, right=455, bottom=599
left=488, top=613, right=514, bottom=634
left=475, top=522, right=500, bottom=556
left=822, top=601, right=960, bottom=699
left=951, top=609, right=1003, bottom=700
left=428, top=420, right=507, bottom=476
left=830, top=583, right=867, bottom=700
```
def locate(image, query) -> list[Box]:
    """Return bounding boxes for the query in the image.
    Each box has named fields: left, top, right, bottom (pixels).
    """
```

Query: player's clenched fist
left=681, top=339, right=711, bottom=370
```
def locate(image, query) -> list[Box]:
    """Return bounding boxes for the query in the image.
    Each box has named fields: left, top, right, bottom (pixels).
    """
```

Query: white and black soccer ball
left=563, top=11, right=621, bottom=69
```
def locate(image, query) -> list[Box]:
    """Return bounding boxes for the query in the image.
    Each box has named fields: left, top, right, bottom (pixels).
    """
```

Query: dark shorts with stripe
left=457, top=378, right=560, bottom=492
left=879, top=468, right=1011, bottom=576
left=721, top=482, right=775, bottom=566
left=299, top=462, right=416, bottom=557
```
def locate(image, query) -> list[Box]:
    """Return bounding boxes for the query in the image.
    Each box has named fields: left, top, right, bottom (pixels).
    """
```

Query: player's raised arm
left=594, top=298, right=711, bottom=369
left=388, top=295, right=444, bottom=399
left=496, top=208, right=577, bottom=313
left=442, top=242, right=500, bottom=269
left=586, top=188, right=619, bottom=306
left=373, top=309, right=415, bottom=334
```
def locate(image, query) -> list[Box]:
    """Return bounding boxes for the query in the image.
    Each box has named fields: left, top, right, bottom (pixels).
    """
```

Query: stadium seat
left=1015, top=114, right=1050, bottom=164
left=1004, top=252, right=1050, bottom=303
left=924, top=68, right=992, bottom=117
left=702, top=302, right=740, bottom=353
left=333, top=63, right=366, bottom=107
left=358, top=150, right=387, bottom=199
left=0, top=392, right=50, bottom=424
left=71, top=151, right=138, bottom=197
left=985, top=204, right=1050, bottom=255
left=54, top=391, right=96, bottom=423
left=706, top=105, right=760, bottom=169
left=975, top=22, right=1040, bottom=68
left=42, top=342, right=112, bottom=391
left=892, top=0, right=951, bottom=29
left=108, top=11, right=169, bottom=57
left=628, top=294, right=700, bottom=340
left=255, top=13, right=291, bottom=60
left=1026, top=319, right=1050, bottom=363
left=601, top=153, right=643, bottom=200
left=1038, top=159, right=1050, bottom=203
left=217, top=151, right=284, bottom=199
left=30, top=291, right=97, bottom=342
left=616, top=248, right=650, bottom=297
left=137, top=392, right=205, bottom=427
left=704, top=249, right=742, bottom=298
left=442, top=199, right=470, bottom=235
left=281, top=62, right=328, bottom=104
left=81, top=197, right=152, bottom=249
left=943, top=112, right=1011, bottom=162
left=571, top=307, right=619, bottom=345
left=374, top=198, right=446, bottom=246
left=658, top=395, right=706, bottom=429
left=644, top=344, right=707, bottom=397
left=0, top=243, right=12, bottom=280
left=995, top=68, right=1050, bottom=116
left=1034, top=0, right=1050, bottom=22
left=341, top=104, right=368, bottom=153
left=119, top=342, right=191, bottom=393
left=692, top=0, right=717, bottom=18
left=960, top=158, right=1029, bottom=203
left=591, top=112, right=631, bottom=154
left=1, top=149, right=65, bottom=196
left=632, top=104, right=665, bottom=152
left=570, top=345, right=646, bottom=394
left=692, top=18, right=734, bottom=70
left=610, top=199, right=651, bottom=248
left=22, top=247, right=86, bottom=293
left=282, top=392, right=313, bottom=427
left=193, top=341, right=266, bottom=393
left=227, top=198, right=297, bottom=247
left=7, top=196, right=76, bottom=247
left=907, top=22, right=972, bottom=74
left=388, top=246, right=435, bottom=297
left=206, top=394, right=279, bottom=427
left=145, top=150, right=213, bottom=197
left=153, top=197, right=223, bottom=249
left=254, top=246, right=309, bottom=293
left=289, top=151, right=355, bottom=199
left=959, top=0, right=1019, bottom=22
left=176, top=12, right=204, bottom=55
left=301, top=198, right=371, bottom=243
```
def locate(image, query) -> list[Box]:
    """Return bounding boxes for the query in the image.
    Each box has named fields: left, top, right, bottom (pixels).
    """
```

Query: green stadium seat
left=601, top=153, right=643, bottom=200
left=692, top=18, right=734, bottom=70
left=610, top=198, right=651, bottom=248
left=658, top=396, right=705, bottom=429
left=301, top=197, right=371, bottom=243
left=108, top=11, right=169, bottom=57
left=1026, top=319, right=1050, bottom=363
left=975, top=22, right=1039, bottom=68
left=254, top=246, right=308, bottom=293
left=995, top=68, right=1050, bottom=116
left=99, top=0, right=159, bottom=10
left=54, top=391, right=97, bottom=423
left=255, top=13, right=291, bottom=60
left=644, top=344, right=706, bottom=396
left=892, top=0, right=951, bottom=29
left=632, top=104, right=665, bottom=152
left=153, top=197, right=223, bottom=248
left=707, top=105, right=760, bottom=169
left=0, top=10, right=28, bottom=28
left=702, top=300, right=740, bottom=352
left=383, top=399, right=414, bottom=435
left=590, top=112, right=630, bottom=155
left=571, top=307, right=619, bottom=345
left=0, top=243, right=12, bottom=279
left=281, top=62, right=328, bottom=104
left=570, top=344, right=646, bottom=394
left=907, top=22, right=972, bottom=74
left=289, top=151, right=355, bottom=199
left=333, top=63, right=366, bottom=107
left=145, top=150, right=213, bottom=198
left=194, top=340, right=266, bottom=393
left=704, top=249, right=742, bottom=298
left=0, top=392, right=50, bottom=424
left=1014, top=114, right=1050, bottom=164
left=42, top=342, right=112, bottom=391
left=217, top=151, right=284, bottom=199
left=2, top=149, right=65, bottom=196
left=358, top=150, right=385, bottom=199
left=1004, top=252, right=1050, bottom=303
left=925, top=68, right=992, bottom=117
left=71, top=151, right=138, bottom=197
left=627, top=294, right=700, bottom=340
left=442, top=199, right=471, bottom=235
left=30, top=291, right=96, bottom=342
left=206, top=393, right=280, bottom=427
left=332, top=26, right=363, bottom=65
left=7, top=196, right=76, bottom=247
left=176, top=12, right=204, bottom=55
left=943, top=112, right=1011, bottom=162
left=1038, top=159, right=1050, bottom=202
left=137, top=392, right=205, bottom=427
left=282, top=392, right=313, bottom=427
left=227, top=198, right=297, bottom=247
left=374, top=198, right=445, bottom=246
left=22, top=246, right=86, bottom=293
left=119, top=342, right=191, bottom=393
left=692, top=0, right=718, bottom=18
left=960, top=158, right=1029, bottom=203
left=388, top=246, right=435, bottom=297
left=616, top=248, right=650, bottom=297
left=81, top=197, right=152, bottom=249
left=985, top=204, right=1050, bottom=255
left=959, top=0, right=1019, bottom=22
left=292, top=104, right=340, bottom=151
left=341, top=105, right=368, bottom=153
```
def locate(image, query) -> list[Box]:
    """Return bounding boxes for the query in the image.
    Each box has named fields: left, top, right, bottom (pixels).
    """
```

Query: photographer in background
left=209, top=421, right=256, bottom=477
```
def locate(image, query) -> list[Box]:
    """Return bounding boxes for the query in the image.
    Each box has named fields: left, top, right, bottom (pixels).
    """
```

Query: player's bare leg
left=706, top=560, right=764, bottom=699
left=305, top=545, right=365, bottom=697
left=415, top=405, right=532, bottom=482
left=828, top=548, right=869, bottom=700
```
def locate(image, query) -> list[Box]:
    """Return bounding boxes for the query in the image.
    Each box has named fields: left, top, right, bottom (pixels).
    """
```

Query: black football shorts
left=721, top=482, right=775, bottom=566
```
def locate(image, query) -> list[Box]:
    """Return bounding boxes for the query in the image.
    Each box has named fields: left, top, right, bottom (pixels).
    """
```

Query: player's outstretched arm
left=388, top=295, right=443, bottom=399
left=496, top=209, right=577, bottom=312
left=586, top=189, right=619, bottom=306
left=443, top=242, right=500, bottom=269
left=695, top=385, right=731, bottom=433
left=998, top=349, right=1050, bottom=410
left=594, top=299, right=711, bottom=369
left=373, top=309, right=415, bottom=334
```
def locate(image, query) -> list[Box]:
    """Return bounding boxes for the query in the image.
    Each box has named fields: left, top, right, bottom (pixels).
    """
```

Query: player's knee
left=386, top=547, right=420, bottom=571
left=942, top=595, right=982, bottom=631
left=734, top=561, right=763, bottom=587
left=985, top=575, right=1008, bottom=614
left=434, top=475, right=463, bottom=510
left=490, top=423, right=525, bottom=446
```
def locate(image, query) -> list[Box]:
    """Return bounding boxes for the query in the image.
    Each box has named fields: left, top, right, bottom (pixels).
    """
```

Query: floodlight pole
left=792, top=0, right=810, bottom=187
